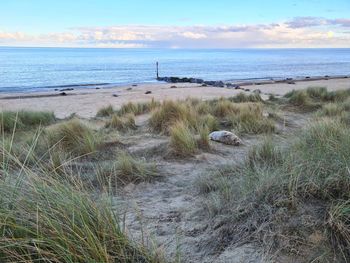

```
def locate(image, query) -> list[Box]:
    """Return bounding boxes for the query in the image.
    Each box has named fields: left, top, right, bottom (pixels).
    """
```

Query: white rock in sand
left=209, top=131, right=241, bottom=146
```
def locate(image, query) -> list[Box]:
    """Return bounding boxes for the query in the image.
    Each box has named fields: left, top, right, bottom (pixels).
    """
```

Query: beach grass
left=106, top=113, right=136, bottom=131
left=285, top=87, right=350, bottom=110
left=149, top=100, right=197, bottom=134
left=96, top=104, right=115, bottom=117
left=0, top=110, right=55, bottom=133
left=197, top=117, right=350, bottom=260
left=47, top=119, right=100, bottom=156
left=0, top=164, right=160, bottom=262
left=118, top=99, right=160, bottom=116
left=169, top=120, right=198, bottom=156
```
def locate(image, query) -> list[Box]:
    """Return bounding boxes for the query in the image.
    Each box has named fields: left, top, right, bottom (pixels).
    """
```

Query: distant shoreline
left=1, top=74, right=349, bottom=95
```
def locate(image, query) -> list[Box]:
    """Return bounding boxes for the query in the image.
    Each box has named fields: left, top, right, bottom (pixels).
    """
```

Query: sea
left=0, top=47, right=349, bottom=93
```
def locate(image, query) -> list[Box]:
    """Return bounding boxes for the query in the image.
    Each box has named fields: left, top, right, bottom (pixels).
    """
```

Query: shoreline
left=1, top=77, right=350, bottom=119
left=1, top=74, right=349, bottom=95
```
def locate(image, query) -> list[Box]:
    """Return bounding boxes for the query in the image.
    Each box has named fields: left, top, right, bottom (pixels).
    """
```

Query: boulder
left=209, top=131, right=241, bottom=146
left=145, top=91, right=152, bottom=94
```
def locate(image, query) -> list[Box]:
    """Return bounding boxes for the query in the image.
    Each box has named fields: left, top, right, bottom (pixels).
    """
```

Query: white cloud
left=181, top=31, right=207, bottom=39
left=0, top=17, right=349, bottom=48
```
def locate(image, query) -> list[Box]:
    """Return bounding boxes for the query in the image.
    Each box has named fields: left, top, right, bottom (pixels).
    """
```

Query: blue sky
left=1, top=0, right=349, bottom=48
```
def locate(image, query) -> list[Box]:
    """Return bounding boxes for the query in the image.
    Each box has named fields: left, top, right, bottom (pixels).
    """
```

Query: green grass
left=149, top=100, right=197, bottom=134
left=118, top=99, right=160, bottom=116
left=197, top=124, right=210, bottom=150
left=0, top=167, right=160, bottom=262
left=47, top=119, right=100, bottom=156
left=229, top=92, right=263, bottom=103
left=96, top=104, right=115, bottom=117
left=169, top=121, right=198, bottom=157
left=0, top=110, right=55, bottom=133
left=97, top=152, right=158, bottom=186
left=198, top=114, right=220, bottom=132
left=197, top=118, right=350, bottom=260
left=106, top=113, right=136, bottom=131
left=285, top=87, right=350, bottom=110
left=227, top=103, right=276, bottom=134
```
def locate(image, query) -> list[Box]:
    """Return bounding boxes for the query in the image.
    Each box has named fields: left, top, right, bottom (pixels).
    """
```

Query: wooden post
left=156, top=61, right=159, bottom=79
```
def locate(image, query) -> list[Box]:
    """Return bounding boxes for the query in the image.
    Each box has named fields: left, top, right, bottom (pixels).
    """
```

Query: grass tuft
left=149, top=100, right=196, bottom=134
left=169, top=121, right=197, bottom=156
left=47, top=119, right=100, bottom=156
left=118, top=99, right=160, bottom=116
left=0, top=110, right=55, bottom=133
left=106, top=113, right=136, bottom=131
left=96, top=104, right=114, bottom=117
left=0, top=170, right=159, bottom=262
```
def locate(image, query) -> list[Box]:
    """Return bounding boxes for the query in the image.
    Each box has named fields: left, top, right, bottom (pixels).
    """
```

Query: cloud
left=0, top=17, right=349, bottom=48
left=180, top=31, right=207, bottom=39
left=286, top=17, right=350, bottom=28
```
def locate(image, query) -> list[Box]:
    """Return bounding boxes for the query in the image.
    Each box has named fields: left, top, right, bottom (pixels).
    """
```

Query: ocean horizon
left=1, top=47, right=350, bottom=93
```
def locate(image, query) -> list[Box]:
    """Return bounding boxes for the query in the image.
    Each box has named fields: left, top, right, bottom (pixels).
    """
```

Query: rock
left=234, top=86, right=241, bottom=90
left=245, top=88, right=250, bottom=92
left=209, top=131, right=241, bottom=146
left=214, top=81, right=225, bottom=87
left=60, top=88, right=74, bottom=91
left=287, top=81, right=296, bottom=84
left=95, top=87, right=100, bottom=89
left=145, top=91, right=152, bottom=94
left=54, top=88, right=59, bottom=91
left=253, top=89, right=261, bottom=94
left=132, top=84, right=138, bottom=87
left=59, top=92, right=67, bottom=96
left=112, top=94, right=119, bottom=97
left=126, top=87, right=132, bottom=91
left=170, top=85, right=177, bottom=88
left=201, top=84, right=208, bottom=87
left=305, top=76, right=311, bottom=79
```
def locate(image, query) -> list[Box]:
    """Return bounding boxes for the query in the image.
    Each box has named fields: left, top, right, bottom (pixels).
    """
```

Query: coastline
left=1, top=77, right=350, bottom=119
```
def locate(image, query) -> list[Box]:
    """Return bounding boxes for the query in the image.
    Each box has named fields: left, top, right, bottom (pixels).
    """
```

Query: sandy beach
left=1, top=78, right=349, bottom=119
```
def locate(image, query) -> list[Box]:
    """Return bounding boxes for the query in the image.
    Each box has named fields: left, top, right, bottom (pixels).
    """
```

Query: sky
left=0, top=0, right=349, bottom=48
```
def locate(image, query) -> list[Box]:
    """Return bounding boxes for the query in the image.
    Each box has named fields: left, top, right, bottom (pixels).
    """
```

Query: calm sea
left=0, top=47, right=349, bottom=93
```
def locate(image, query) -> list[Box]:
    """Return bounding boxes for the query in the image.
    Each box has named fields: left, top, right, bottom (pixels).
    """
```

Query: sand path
left=112, top=111, right=308, bottom=262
